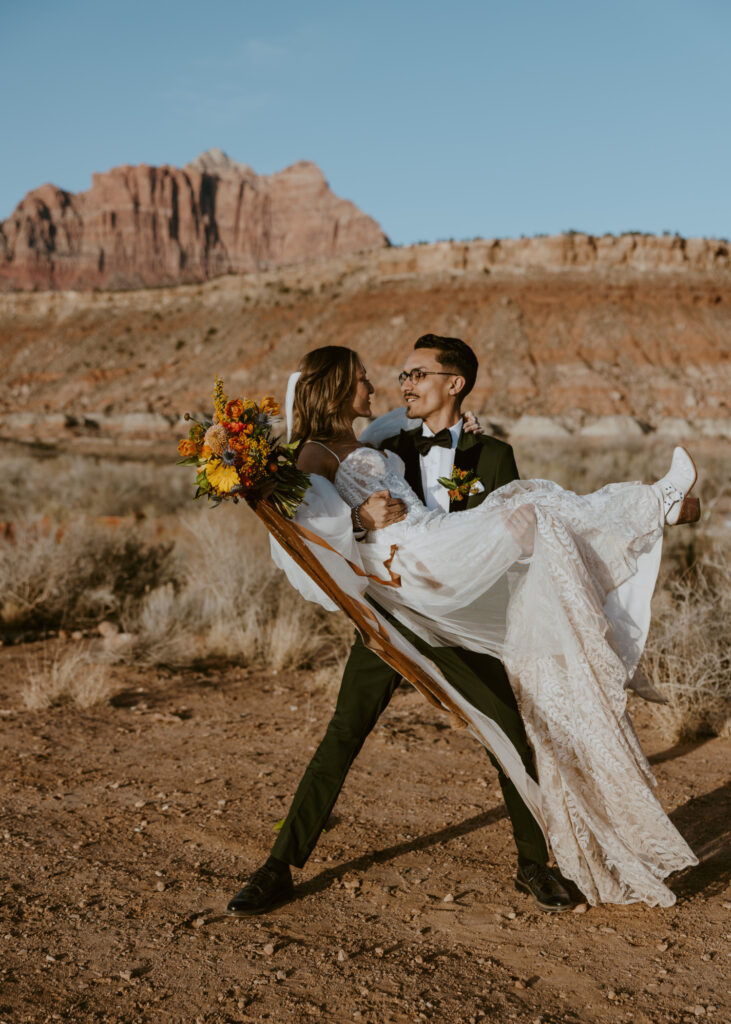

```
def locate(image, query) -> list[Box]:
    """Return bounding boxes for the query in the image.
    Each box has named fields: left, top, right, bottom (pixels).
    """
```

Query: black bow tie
left=413, top=428, right=453, bottom=456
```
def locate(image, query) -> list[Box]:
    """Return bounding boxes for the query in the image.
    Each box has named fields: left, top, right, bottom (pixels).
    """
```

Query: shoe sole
left=226, top=892, right=294, bottom=918
left=515, top=877, right=573, bottom=913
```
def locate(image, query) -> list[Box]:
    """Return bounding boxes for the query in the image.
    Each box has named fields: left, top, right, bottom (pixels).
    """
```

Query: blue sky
left=1, top=0, right=729, bottom=243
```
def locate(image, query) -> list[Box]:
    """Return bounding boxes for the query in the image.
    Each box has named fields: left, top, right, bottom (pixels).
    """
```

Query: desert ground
left=1, top=637, right=729, bottom=1024
left=0, top=432, right=728, bottom=1024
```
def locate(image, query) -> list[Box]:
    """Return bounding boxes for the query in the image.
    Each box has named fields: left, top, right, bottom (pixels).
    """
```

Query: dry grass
left=0, top=501, right=350, bottom=674
left=0, top=452, right=189, bottom=520
left=1, top=442, right=728, bottom=738
left=642, top=556, right=730, bottom=742
left=109, top=512, right=352, bottom=672
left=0, top=518, right=176, bottom=639
left=22, top=645, right=120, bottom=709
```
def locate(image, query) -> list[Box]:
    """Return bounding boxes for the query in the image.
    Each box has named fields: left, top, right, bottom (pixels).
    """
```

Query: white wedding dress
left=324, top=447, right=698, bottom=907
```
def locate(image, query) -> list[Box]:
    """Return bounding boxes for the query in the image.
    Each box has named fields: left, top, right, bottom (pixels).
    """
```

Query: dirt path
left=1, top=642, right=729, bottom=1024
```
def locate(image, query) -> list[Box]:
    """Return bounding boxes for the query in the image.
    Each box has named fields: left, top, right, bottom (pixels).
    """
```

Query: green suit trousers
left=271, top=613, right=548, bottom=867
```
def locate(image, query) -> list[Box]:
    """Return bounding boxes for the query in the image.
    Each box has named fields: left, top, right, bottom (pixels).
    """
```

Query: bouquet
left=177, top=377, right=310, bottom=518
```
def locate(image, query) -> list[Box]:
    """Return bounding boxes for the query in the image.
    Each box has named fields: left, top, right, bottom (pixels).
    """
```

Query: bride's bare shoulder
left=296, top=440, right=380, bottom=480
left=296, top=441, right=339, bottom=481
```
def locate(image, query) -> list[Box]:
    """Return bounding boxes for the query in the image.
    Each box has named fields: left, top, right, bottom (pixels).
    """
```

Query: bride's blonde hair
left=291, top=346, right=361, bottom=444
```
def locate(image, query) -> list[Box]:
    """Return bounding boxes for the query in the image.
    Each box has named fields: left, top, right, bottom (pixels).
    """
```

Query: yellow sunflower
left=206, top=458, right=240, bottom=493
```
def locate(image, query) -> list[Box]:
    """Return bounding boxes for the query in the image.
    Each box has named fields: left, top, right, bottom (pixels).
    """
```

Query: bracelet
left=353, top=504, right=365, bottom=531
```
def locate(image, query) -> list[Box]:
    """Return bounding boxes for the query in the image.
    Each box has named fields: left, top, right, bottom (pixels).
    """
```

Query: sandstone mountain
left=0, top=148, right=388, bottom=291
left=0, top=237, right=728, bottom=446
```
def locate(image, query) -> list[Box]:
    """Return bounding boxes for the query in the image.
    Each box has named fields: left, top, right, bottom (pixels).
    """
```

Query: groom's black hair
left=414, top=334, right=478, bottom=398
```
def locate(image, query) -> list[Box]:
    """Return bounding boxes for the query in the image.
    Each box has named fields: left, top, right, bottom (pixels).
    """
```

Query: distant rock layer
left=0, top=241, right=728, bottom=435
left=378, top=234, right=730, bottom=274
left=0, top=150, right=388, bottom=291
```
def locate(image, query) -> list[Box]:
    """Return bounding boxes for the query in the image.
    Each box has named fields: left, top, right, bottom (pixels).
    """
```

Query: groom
left=227, top=334, right=571, bottom=915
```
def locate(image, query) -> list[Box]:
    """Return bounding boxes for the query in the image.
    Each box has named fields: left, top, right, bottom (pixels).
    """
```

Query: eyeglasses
left=398, top=369, right=456, bottom=386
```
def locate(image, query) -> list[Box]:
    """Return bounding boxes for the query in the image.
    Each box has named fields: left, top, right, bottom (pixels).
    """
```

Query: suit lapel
left=396, top=427, right=426, bottom=503
left=452, top=431, right=483, bottom=511
left=392, top=425, right=488, bottom=511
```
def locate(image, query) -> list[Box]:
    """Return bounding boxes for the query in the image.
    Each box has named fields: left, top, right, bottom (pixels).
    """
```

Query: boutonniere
left=437, top=467, right=485, bottom=502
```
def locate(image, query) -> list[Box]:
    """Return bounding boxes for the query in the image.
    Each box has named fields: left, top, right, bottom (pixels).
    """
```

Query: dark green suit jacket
left=380, top=425, right=519, bottom=510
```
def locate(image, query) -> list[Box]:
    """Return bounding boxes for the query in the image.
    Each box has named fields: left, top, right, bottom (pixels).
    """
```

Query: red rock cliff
left=0, top=149, right=389, bottom=291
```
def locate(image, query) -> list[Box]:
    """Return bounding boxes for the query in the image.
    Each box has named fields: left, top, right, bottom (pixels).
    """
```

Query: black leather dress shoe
left=226, top=863, right=295, bottom=917
left=515, top=861, right=572, bottom=912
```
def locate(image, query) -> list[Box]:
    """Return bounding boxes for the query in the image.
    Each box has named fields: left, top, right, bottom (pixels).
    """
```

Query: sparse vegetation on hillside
left=0, top=453, right=189, bottom=520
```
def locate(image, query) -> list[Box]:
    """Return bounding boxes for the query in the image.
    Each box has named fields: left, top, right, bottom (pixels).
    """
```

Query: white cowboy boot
left=655, top=446, right=700, bottom=525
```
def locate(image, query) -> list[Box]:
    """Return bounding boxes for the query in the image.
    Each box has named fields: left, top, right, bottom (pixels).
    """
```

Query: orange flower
left=177, top=438, right=199, bottom=457
left=268, top=463, right=278, bottom=473
left=225, top=398, right=244, bottom=421
left=260, top=396, right=280, bottom=416
left=242, top=423, right=254, bottom=435
left=200, top=443, right=212, bottom=459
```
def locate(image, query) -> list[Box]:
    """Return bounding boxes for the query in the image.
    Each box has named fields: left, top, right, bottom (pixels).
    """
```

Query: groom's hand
left=506, top=504, right=536, bottom=555
left=464, top=410, right=484, bottom=434
left=357, top=490, right=408, bottom=531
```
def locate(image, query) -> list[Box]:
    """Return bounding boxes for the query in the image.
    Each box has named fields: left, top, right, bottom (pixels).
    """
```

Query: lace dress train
left=334, top=448, right=697, bottom=906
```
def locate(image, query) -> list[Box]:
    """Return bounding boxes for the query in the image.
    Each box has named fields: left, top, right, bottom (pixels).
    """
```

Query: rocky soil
left=0, top=640, right=728, bottom=1024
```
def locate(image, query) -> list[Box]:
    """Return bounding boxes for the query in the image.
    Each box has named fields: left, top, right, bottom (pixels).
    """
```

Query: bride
left=279, top=344, right=698, bottom=907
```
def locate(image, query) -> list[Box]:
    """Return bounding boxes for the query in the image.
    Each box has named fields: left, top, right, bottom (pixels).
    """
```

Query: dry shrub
left=642, top=554, right=730, bottom=742
left=0, top=518, right=176, bottom=639
left=22, top=645, right=119, bottom=709
left=117, top=583, right=197, bottom=667
left=111, top=512, right=351, bottom=670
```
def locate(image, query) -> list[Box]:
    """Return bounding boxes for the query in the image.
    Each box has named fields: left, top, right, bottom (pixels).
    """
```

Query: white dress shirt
left=420, top=419, right=463, bottom=512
